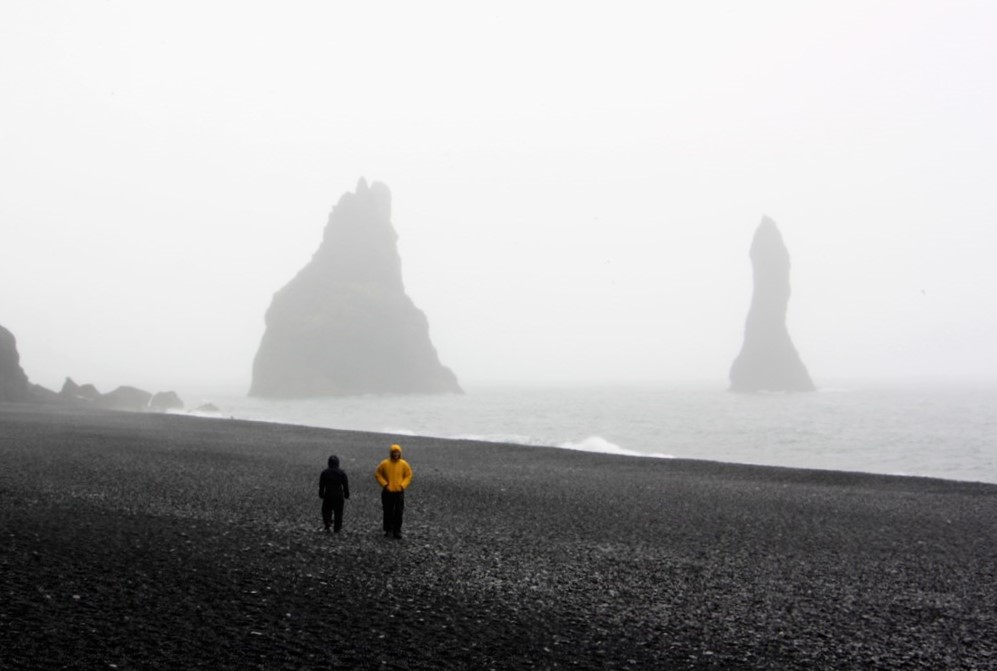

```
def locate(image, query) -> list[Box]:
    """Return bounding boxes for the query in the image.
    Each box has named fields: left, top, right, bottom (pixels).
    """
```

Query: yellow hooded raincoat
left=375, top=445, right=412, bottom=493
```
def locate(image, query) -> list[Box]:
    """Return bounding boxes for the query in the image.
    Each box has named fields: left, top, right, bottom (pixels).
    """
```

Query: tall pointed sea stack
left=250, top=179, right=462, bottom=398
left=729, top=217, right=815, bottom=392
left=0, top=324, right=31, bottom=402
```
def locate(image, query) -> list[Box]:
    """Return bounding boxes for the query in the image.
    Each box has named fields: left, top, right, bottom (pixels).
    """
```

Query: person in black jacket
left=319, top=455, right=350, bottom=533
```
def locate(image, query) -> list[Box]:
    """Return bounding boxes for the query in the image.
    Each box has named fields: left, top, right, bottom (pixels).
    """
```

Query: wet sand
left=2, top=403, right=996, bottom=669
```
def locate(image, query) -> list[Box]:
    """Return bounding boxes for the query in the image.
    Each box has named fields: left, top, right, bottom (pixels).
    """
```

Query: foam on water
left=559, top=435, right=673, bottom=459
left=453, top=433, right=551, bottom=447
left=379, top=428, right=418, bottom=436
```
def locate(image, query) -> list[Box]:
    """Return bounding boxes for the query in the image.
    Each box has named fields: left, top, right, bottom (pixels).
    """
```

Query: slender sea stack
left=0, top=324, right=31, bottom=402
left=250, top=179, right=462, bottom=398
left=729, top=217, right=815, bottom=392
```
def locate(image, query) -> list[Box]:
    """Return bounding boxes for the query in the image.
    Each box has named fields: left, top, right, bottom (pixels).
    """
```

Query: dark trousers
left=322, top=496, right=345, bottom=532
left=381, top=489, right=404, bottom=534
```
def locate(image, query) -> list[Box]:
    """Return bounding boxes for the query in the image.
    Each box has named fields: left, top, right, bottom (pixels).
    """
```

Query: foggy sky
left=2, top=2, right=996, bottom=394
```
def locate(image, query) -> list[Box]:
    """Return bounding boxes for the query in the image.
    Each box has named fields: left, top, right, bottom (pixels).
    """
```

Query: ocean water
left=189, top=383, right=997, bottom=485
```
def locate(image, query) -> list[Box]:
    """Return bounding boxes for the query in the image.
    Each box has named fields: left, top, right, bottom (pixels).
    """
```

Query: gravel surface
left=2, top=404, right=996, bottom=670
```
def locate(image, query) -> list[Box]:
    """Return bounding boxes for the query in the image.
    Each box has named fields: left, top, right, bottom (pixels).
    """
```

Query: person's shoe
left=323, top=526, right=330, bottom=533
left=384, top=530, right=392, bottom=537
left=393, top=532, right=402, bottom=539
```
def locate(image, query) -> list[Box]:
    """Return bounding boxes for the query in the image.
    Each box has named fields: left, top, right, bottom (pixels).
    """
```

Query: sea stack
left=729, top=217, right=815, bottom=392
left=250, top=179, right=462, bottom=398
left=0, top=324, right=31, bottom=402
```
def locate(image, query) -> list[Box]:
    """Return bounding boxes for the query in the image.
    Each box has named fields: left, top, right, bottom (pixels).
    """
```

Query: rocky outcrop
left=0, top=324, right=31, bottom=402
left=60, top=377, right=183, bottom=412
left=250, top=179, right=462, bottom=398
left=99, top=386, right=153, bottom=412
left=150, top=391, right=184, bottom=412
left=0, top=327, right=183, bottom=411
left=61, top=378, right=101, bottom=402
left=730, top=217, right=815, bottom=392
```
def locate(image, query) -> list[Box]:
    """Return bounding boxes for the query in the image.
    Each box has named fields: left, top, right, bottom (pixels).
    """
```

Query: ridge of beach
left=2, top=404, right=996, bottom=669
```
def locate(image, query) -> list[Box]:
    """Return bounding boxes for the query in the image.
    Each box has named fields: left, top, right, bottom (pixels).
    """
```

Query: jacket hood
left=328, top=455, right=339, bottom=468
left=390, top=444, right=402, bottom=456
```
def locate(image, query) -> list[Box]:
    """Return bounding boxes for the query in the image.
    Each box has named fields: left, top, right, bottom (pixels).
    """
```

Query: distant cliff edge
left=729, top=217, right=815, bottom=392
left=250, top=178, right=462, bottom=398
left=0, top=324, right=31, bottom=402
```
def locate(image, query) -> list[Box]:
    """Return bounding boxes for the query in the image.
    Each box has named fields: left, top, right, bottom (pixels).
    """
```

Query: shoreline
left=173, top=384, right=997, bottom=486
left=2, top=403, right=997, bottom=669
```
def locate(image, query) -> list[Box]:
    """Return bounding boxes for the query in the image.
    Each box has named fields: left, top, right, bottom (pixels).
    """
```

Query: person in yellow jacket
left=375, top=444, right=412, bottom=539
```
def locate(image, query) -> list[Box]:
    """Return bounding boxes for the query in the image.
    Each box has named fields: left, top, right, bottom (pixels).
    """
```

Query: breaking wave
left=559, top=435, right=673, bottom=459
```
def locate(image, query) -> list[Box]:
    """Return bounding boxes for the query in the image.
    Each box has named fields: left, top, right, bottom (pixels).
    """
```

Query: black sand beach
left=2, top=404, right=996, bottom=669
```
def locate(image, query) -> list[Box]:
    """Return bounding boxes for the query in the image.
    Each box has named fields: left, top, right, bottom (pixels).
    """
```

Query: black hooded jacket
left=319, top=455, right=350, bottom=500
